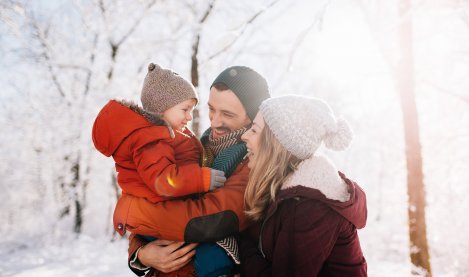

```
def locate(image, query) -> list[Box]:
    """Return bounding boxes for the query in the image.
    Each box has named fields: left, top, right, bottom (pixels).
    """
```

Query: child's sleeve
left=132, top=128, right=211, bottom=197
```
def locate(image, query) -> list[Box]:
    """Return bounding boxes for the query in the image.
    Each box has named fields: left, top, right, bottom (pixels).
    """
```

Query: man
left=113, top=66, right=270, bottom=276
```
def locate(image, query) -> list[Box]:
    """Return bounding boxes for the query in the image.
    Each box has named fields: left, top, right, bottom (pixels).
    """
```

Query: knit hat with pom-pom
left=259, top=95, right=353, bottom=160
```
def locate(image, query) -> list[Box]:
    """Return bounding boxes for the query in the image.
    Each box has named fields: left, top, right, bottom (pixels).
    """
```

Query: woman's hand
left=138, top=239, right=197, bottom=273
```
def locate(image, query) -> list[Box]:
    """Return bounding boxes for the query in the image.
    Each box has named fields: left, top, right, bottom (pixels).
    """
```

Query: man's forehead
left=208, top=88, right=246, bottom=114
left=210, top=104, right=234, bottom=112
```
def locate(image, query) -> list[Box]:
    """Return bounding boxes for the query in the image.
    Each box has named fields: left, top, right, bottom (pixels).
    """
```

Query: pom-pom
left=323, top=118, right=353, bottom=151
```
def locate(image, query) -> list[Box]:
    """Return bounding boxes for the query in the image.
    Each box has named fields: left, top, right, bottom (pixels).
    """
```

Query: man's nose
left=210, top=113, right=221, bottom=127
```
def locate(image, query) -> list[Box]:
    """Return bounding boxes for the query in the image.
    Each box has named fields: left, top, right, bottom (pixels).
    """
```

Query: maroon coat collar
left=267, top=171, right=367, bottom=229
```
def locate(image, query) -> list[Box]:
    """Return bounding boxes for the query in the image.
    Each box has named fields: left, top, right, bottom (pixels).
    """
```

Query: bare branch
left=115, top=0, right=158, bottom=46
left=204, top=0, right=281, bottom=62
left=104, top=0, right=158, bottom=80
left=98, top=0, right=105, bottom=15
left=189, top=0, right=217, bottom=135
left=287, top=1, right=330, bottom=69
left=52, top=63, right=92, bottom=73
left=0, top=0, right=24, bottom=29
left=199, top=0, right=216, bottom=24
left=422, top=79, right=469, bottom=105
left=84, top=33, right=99, bottom=96
left=191, top=0, right=217, bottom=86
left=30, top=19, right=67, bottom=99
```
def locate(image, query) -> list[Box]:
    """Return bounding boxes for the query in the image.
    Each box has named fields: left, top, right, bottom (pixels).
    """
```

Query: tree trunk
left=397, top=0, right=432, bottom=275
left=191, top=34, right=201, bottom=136
left=189, top=1, right=216, bottom=137
left=71, top=157, right=83, bottom=233
left=110, top=170, right=120, bottom=241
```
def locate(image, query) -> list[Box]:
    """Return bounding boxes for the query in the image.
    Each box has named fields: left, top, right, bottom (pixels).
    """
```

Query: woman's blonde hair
left=244, top=124, right=301, bottom=221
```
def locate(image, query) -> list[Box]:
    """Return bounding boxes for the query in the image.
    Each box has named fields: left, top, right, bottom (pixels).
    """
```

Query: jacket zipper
left=258, top=202, right=280, bottom=258
left=258, top=194, right=300, bottom=258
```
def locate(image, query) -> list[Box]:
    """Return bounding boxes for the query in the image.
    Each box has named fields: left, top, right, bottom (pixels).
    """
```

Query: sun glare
left=313, top=8, right=385, bottom=85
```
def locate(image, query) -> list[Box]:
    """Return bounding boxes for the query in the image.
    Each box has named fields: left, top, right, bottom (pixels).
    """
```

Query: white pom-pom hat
left=259, top=95, right=353, bottom=160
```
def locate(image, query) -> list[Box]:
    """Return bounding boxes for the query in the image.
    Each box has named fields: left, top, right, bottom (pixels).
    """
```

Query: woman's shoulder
left=276, top=196, right=343, bottom=231
left=277, top=196, right=331, bottom=217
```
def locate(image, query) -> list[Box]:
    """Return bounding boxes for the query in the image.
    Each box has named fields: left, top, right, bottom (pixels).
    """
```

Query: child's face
left=162, top=98, right=197, bottom=131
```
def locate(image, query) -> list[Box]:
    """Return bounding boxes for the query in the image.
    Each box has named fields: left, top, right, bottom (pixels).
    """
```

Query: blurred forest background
left=1, top=0, right=468, bottom=276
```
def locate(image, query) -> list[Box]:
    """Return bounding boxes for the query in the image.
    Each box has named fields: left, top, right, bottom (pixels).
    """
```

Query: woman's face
left=241, top=111, right=265, bottom=169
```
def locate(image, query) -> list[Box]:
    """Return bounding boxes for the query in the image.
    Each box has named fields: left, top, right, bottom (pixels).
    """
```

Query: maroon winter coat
left=239, top=156, right=367, bottom=277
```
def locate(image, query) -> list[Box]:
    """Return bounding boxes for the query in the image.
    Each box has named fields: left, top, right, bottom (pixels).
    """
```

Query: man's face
left=208, top=87, right=251, bottom=139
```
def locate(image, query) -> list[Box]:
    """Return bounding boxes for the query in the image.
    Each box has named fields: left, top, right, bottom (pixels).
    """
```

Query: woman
left=239, top=95, right=367, bottom=276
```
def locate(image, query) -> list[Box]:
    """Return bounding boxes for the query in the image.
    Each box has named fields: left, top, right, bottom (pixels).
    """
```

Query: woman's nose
left=241, top=132, right=248, bottom=142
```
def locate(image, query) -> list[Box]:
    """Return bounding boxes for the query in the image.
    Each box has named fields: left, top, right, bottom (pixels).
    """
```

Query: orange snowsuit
left=92, top=100, right=211, bottom=203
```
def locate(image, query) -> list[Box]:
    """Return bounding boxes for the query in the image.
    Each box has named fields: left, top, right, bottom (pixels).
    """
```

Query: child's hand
left=209, top=169, right=226, bottom=191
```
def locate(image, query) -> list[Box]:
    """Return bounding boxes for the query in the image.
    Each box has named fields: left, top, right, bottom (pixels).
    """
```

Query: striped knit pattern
left=207, top=127, right=247, bottom=156
left=211, top=143, right=247, bottom=177
left=216, top=236, right=240, bottom=264
left=201, top=145, right=214, bottom=168
left=200, top=127, right=247, bottom=265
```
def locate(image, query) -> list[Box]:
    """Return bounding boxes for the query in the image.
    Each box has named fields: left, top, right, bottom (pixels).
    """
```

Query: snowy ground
left=0, top=235, right=129, bottom=277
left=0, top=231, right=465, bottom=277
left=0, top=233, right=414, bottom=277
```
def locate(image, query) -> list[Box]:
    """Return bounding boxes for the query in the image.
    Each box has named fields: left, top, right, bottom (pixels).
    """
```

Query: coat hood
left=92, top=100, right=174, bottom=157
left=277, top=155, right=367, bottom=229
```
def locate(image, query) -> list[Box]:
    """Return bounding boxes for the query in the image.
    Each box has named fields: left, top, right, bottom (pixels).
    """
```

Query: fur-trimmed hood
left=276, top=155, right=367, bottom=229
left=92, top=100, right=174, bottom=157
left=282, top=155, right=350, bottom=201
left=117, top=99, right=173, bottom=131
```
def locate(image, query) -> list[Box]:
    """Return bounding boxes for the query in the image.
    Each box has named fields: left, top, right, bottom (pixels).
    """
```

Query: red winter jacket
left=92, top=100, right=211, bottom=203
left=239, top=156, right=367, bottom=277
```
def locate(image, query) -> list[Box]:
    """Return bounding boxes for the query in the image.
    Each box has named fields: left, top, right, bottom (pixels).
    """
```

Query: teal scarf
left=200, top=128, right=247, bottom=177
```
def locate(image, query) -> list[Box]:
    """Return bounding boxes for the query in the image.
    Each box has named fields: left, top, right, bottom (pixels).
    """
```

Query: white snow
left=1, top=235, right=130, bottom=277
left=1, top=0, right=469, bottom=276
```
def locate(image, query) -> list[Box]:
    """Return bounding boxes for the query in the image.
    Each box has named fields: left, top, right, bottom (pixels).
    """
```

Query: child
left=93, top=63, right=225, bottom=205
left=92, top=63, right=232, bottom=276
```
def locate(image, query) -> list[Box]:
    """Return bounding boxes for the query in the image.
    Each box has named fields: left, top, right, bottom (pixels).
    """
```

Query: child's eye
left=251, top=129, right=256, bottom=134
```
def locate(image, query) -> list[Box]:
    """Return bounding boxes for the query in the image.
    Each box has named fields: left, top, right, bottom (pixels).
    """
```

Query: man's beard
left=213, top=126, right=231, bottom=134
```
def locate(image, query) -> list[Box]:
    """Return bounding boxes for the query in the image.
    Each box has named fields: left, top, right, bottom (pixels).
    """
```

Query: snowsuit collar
left=92, top=100, right=175, bottom=157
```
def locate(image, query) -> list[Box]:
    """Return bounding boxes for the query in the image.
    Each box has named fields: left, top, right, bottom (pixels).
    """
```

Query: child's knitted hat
left=141, top=63, right=198, bottom=114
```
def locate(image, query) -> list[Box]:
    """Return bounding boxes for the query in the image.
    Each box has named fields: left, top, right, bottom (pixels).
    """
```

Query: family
left=92, top=63, right=367, bottom=276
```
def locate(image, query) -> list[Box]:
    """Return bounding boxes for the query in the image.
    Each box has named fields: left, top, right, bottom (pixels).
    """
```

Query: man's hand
left=137, top=239, right=197, bottom=273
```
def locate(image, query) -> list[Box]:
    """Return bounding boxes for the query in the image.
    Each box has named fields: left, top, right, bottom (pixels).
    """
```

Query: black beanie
left=211, top=66, right=270, bottom=120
